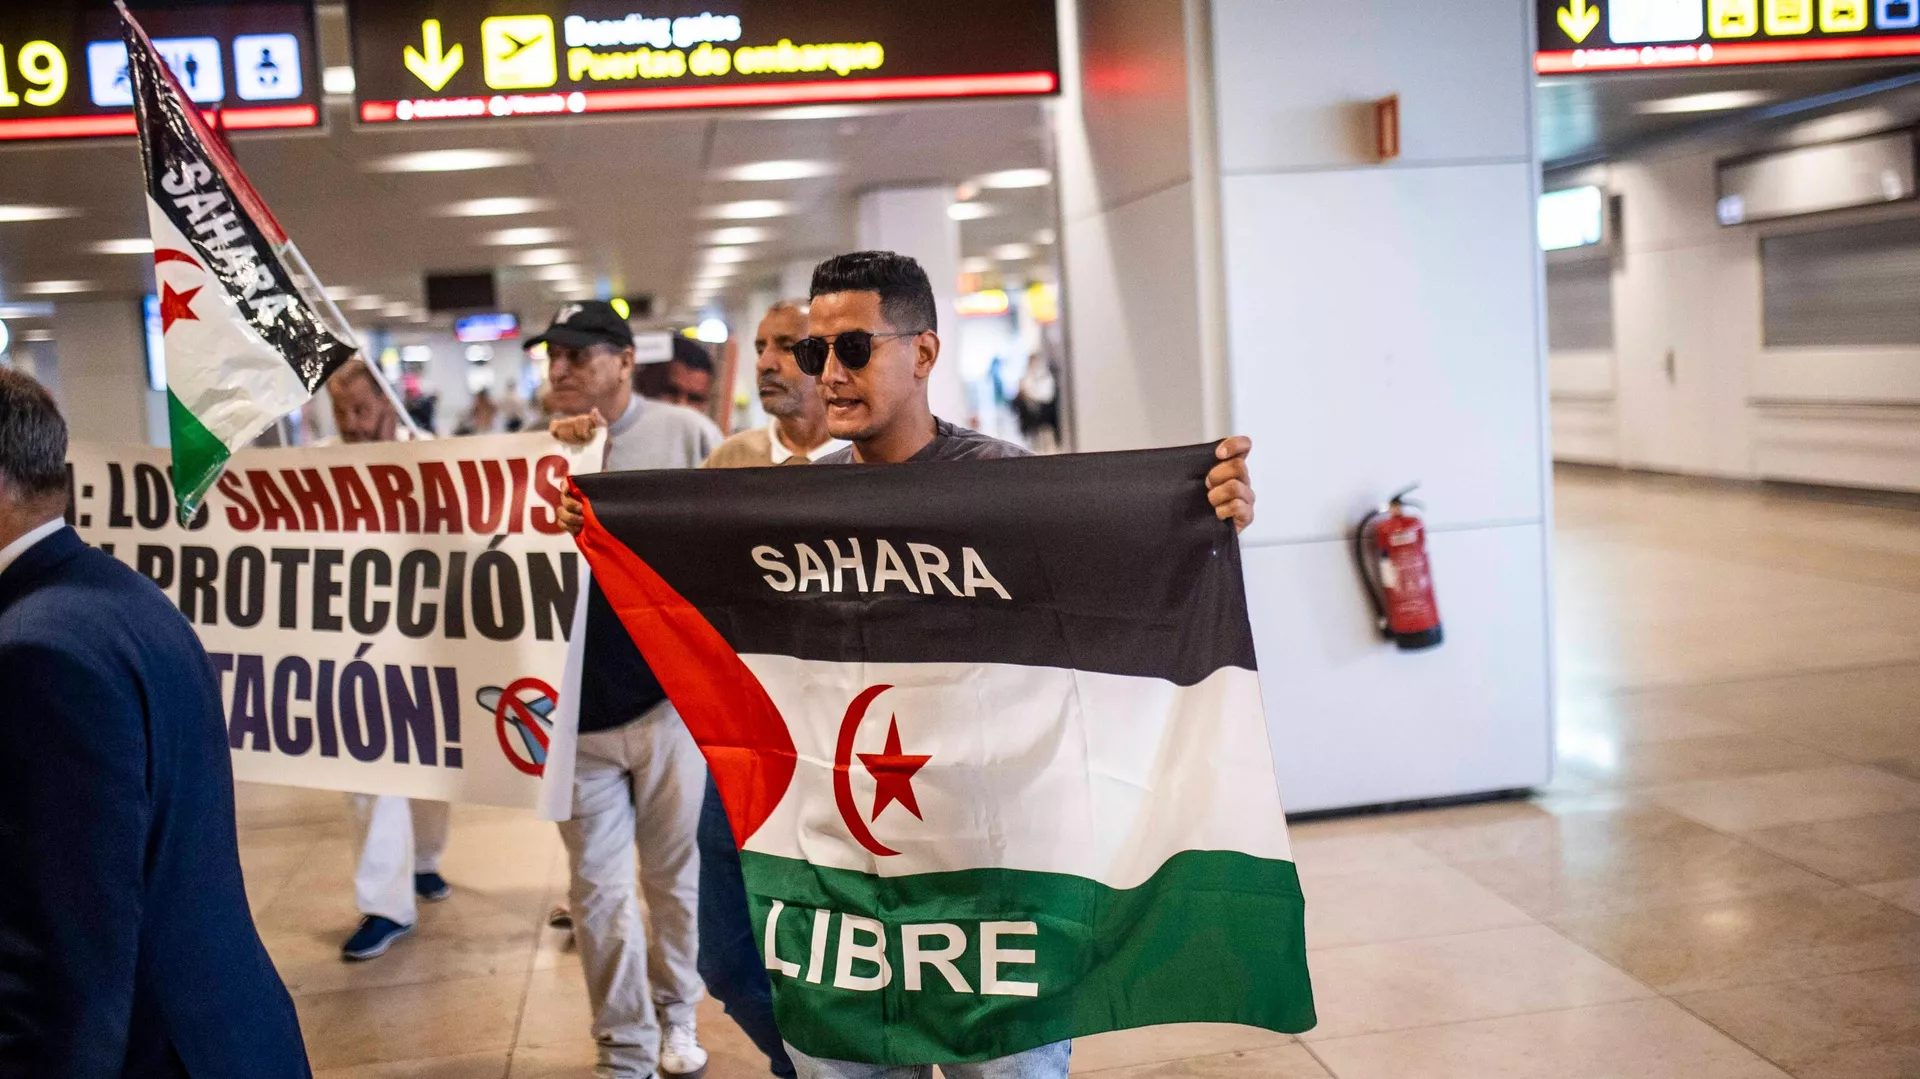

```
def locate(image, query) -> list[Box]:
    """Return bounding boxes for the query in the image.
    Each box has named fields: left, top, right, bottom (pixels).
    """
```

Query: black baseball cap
left=525, top=300, right=634, bottom=352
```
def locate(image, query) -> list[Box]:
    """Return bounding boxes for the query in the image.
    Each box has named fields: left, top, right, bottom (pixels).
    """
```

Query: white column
left=51, top=299, right=163, bottom=446
left=779, top=258, right=816, bottom=303
left=1057, top=0, right=1554, bottom=812
left=855, top=186, right=967, bottom=425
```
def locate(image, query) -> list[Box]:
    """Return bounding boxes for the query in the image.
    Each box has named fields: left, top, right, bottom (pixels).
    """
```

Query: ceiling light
left=761, top=104, right=876, bottom=121
left=949, top=202, right=996, bottom=221
left=323, top=66, right=355, bottom=96
left=693, top=264, right=741, bottom=280
left=533, top=264, right=584, bottom=281
left=0, top=205, right=80, bottom=223
left=702, top=246, right=755, bottom=264
left=1637, top=90, right=1772, bottom=115
left=370, top=148, right=532, bottom=173
left=90, top=238, right=154, bottom=255
left=959, top=256, right=993, bottom=274
left=440, top=196, right=551, bottom=217
left=348, top=294, right=385, bottom=310
left=383, top=303, right=412, bottom=318
left=512, top=247, right=575, bottom=266
left=22, top=329, right=53, bottom=342
left=0, top=302, right=52, bottom=319
left=976, top=168, right=1052, bottom=189
left=703, top=200, right=791, bottom=220
left=24, top=280, right=93, bottom=295
left=323, top=285, right=356, bottom=301
left=695, top=318, right=729, bottom=343
left=1034, top=228, right=1057, bottom=245
left=718, top=159, right=836, bottom=182
left=706, top=226, right=771, bottom=245
left=482, top=226, right=568, bottom=246
left=993, top=243, right=1035, bottom=261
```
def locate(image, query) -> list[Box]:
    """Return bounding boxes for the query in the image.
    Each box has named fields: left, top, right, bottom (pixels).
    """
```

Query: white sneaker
left=658, top=1021, right=708, bottom=1078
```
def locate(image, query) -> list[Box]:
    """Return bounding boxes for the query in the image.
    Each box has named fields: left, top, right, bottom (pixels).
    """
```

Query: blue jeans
left=699, top=776, right=797, bottom=1078
left=785, top=1041, right=1072, bottom=1079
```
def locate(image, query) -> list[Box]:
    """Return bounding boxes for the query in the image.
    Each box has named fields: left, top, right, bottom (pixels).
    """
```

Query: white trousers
left=349, top=794, right=451, bottom=925
left=558, top=700, right=707, bottom=1079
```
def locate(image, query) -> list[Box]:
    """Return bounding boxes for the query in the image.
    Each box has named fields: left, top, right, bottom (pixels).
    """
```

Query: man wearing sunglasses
left=555, top=253, right=1255, bottom=1079
left=534, top=300, right=723, bottom=1079
left=799, top=252, right=1253, bottom=521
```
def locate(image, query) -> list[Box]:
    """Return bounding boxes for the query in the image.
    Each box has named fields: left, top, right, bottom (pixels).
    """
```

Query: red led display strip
left=360, top=70, right=1058, bottom=123
left=1538, top=34, right=1920, bottom=73
left=0, top=104, right=320, bottom=142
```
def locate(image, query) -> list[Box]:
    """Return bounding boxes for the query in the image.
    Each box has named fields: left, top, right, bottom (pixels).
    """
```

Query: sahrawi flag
left=571, top=445, right=1316, bottom=1063
left=122, top=5, right=354, bottom=522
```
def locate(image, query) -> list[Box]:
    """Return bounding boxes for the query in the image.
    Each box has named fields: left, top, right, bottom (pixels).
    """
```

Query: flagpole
left=278, top=239, right=424, bottom=438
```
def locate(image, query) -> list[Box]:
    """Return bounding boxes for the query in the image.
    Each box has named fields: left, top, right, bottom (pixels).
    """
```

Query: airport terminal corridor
left=230, top=468, right=1920, bottom=1079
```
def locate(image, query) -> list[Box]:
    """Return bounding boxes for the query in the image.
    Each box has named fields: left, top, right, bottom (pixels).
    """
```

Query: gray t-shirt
left=604, top=395, right=722, bottom=472
left=817, top=418, right=1029, bottom=464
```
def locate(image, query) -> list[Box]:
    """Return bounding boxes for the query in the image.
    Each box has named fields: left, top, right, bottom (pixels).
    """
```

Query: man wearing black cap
left=529, top=301, right=721, bottom=1079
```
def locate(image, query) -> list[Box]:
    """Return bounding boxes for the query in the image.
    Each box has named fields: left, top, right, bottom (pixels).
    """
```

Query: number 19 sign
left=0, top=2, right=322, bottom=142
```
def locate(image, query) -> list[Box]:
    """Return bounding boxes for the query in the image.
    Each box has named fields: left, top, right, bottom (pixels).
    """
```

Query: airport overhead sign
left=0, top=2, right=322, bottom=141
left=1538, top=0, right=1920, bottom=72
left=347, top=0, right=1059, bottom=125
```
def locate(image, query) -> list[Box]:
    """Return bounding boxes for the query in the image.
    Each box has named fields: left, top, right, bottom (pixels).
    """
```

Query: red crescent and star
left=832, top=685, right=933, bottom=858
left=154, top=247, right=203, bottom=333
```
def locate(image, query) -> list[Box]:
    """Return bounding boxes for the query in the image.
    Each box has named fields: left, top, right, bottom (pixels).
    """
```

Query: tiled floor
left=236, top=468, right=1920, bottom=1078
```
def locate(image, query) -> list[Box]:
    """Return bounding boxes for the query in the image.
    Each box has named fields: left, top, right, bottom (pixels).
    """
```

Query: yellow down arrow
left=1558, top=0, right=1602, bottom=43
left=405, top=19, right=464, bottom=92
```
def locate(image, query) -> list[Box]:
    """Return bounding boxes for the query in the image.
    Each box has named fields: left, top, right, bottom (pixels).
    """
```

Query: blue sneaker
left=341, top=916, right=412, bottom=961
left=415, top=871, right=452, bottom=902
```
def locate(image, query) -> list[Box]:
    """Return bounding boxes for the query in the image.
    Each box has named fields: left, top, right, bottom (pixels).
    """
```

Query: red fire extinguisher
left=1353, top=484, right=1444, bottom=651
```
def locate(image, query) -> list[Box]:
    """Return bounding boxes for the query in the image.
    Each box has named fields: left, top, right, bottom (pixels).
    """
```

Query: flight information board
left=0, top=1, right=322, bottom=141
left=1538, top=0, right=1920, bottom=72
left=347, top=0, right=1058, bottom=124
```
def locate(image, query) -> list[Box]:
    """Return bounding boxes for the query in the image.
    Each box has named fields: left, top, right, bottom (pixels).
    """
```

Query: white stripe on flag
left=738, top=656, right=1292, bottom=889
left=148, top=196, right=311, bottom=447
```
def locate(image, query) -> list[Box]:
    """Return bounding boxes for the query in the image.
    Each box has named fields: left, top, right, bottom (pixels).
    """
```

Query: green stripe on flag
left=167, top=388, right=230, bottom=525
left=745, top=848, right=1315, bottom=1064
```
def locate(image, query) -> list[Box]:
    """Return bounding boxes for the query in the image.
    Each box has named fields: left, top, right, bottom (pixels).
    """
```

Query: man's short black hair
left=810, top=250, right=938, bottom=335
left=0, top=368, right=68, bottom=503
left=671, top=334, right=714, bottom=374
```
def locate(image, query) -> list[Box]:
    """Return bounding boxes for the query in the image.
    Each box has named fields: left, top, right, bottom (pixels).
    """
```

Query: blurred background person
left=0, top=369, right=310, bottom=1078
left=1014, top=351, right=1060, bottom=454
left=322, top=360, right=455, bottom=963
left=637, top=335, right=717, bottom=414
left=455, top=386, right=525, bottom=436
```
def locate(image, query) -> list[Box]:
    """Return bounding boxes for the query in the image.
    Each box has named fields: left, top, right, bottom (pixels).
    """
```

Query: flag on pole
left=121, top=4, right=355, bottom=523
left=570, top=446, right=1316, bottom=1064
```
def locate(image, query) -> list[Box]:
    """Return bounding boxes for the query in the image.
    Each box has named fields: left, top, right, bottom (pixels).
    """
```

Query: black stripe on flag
left=125, top=13, right=353, bottom=392
left=573, top=444, right=1256, bottom=685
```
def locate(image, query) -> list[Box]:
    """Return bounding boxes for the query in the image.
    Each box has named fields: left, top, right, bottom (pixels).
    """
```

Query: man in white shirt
left=324, top=361, right=455, bottom=963
left=537, top=302, right=722, bottom=1079
left=703, top=299, right=845, bottom=469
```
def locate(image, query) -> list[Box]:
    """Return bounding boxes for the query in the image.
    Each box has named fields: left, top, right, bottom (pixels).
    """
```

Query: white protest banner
left=65, top=432, right=602, bottom=811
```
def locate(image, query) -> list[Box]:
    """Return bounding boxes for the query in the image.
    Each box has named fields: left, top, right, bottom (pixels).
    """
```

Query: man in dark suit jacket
left=0, top=370, right=310, bottom=1078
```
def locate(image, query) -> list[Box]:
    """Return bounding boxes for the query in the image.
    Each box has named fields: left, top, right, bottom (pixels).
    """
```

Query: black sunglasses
left=792, top=329, right=927, bottom=376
